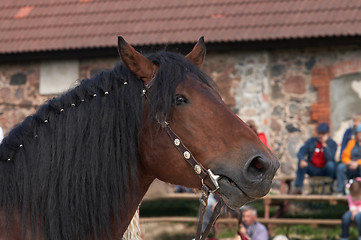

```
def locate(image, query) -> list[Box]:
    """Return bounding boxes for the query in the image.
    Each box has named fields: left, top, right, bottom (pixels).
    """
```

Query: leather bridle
left=161, top=120, right=225, bottom=240
left=143, top=79, right=225, bottom=240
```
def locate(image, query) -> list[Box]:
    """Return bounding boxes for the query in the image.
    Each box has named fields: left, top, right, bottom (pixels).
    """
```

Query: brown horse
left=0, top=37, right=279, bottom=239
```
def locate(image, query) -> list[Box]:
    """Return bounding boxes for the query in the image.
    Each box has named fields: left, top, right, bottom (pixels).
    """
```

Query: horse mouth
left=216, top=175, right=254, bottom=209
left=223, top=175, right=240, bottom=189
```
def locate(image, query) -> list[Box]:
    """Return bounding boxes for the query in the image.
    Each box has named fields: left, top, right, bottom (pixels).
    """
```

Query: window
left=39, top=60, right=79, bottom=95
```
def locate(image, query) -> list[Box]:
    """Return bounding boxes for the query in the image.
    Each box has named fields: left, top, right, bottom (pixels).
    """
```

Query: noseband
left=143, top=80, right=225, bottom=240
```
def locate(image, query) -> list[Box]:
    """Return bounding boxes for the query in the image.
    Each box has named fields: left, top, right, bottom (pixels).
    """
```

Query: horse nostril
left=242, top=156, right=275, bottom=198
left=247, top=156, right=267, bottom=178
left=251, top=157, right=264, bottom=170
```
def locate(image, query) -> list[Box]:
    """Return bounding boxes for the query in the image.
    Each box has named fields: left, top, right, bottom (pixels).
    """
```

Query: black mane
left=0, top=51, right=212, bottom=239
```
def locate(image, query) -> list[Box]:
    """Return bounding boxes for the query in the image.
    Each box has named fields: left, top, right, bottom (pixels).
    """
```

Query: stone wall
left=203, top=49, right=318, bottom=178
left=0, top=62, right=50, bottom=132
left=204, top=46, right=361, bottom=178
left=1, top=46, right=361, bottom=179
left=268, top=49, right=318, bottom=177
left=203, top=51, right=270, bottom=136
left=0, top=58, right=118, bottom=135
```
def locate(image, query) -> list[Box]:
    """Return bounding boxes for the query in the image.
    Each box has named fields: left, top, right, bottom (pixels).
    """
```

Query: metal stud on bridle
left=194, top=164, right=202, bottom=175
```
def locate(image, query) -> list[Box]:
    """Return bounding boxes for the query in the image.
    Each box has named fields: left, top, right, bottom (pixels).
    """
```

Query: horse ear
left=185, top=36, right=206, bottom=67
left=118, top=36, right=157, bottom=84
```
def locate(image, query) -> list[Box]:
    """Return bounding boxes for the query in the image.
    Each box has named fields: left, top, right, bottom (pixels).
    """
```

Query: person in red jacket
left=246, top=120, right=270, bottom=149
left=293, top=123, right=337, bottom=194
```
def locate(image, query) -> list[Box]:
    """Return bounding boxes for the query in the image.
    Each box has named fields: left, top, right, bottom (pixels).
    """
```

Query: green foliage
left=283, top=201, right=348, bottom=219
left=216, top=225, right=238, bottom=238
left=140, top=199, right=199, bottom=217
left=265, top=201, right=350, bottom=240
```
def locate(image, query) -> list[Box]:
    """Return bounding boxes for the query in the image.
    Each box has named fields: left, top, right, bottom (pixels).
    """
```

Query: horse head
left=118, top=37, right=280, bottom=209
left=0, top=36, right=280, bottom=240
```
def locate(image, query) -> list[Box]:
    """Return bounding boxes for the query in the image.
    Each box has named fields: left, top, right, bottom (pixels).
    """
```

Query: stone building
left=1, top=0, right=361, bottom=180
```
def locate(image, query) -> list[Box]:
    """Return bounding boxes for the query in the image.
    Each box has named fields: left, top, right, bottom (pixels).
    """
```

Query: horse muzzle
left=214, top=153, right=280, bottom=209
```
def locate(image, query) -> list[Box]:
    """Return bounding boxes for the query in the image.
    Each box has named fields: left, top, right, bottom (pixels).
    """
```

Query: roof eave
left=1, top=35, right=361, bottom=63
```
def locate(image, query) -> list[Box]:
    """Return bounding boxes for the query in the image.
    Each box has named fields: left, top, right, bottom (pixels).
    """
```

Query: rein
left=143, top=80, right=225, bottom=240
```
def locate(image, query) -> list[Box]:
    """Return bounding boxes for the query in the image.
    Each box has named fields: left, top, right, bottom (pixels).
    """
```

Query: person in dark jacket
left=293, top=123, right=337, bottom=194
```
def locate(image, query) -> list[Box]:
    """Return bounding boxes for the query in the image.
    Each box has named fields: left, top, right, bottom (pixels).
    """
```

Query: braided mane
left=0, top=51, right=211, bottom=239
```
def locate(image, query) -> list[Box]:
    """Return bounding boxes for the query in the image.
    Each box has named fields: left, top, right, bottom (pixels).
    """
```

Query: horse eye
left=174, top=94, right=188, bottom=106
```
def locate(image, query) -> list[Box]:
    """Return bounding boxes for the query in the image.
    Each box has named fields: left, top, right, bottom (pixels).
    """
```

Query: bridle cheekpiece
left=143, top=77, right=225, bottom=240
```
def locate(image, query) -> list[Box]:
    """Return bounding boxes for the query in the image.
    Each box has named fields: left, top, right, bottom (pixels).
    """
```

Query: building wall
left=0, top=57, right=118, bottom=133
left=204, top=46, right=361, bottom=177
left=204, top=49, right=316, bottom=177
left=1, top=46, right=361, bottom=178
left=0, top=62, right=47, bottom=131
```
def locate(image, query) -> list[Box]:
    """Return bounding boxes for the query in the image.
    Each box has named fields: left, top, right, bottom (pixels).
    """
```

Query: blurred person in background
left=337, top=125, right=361, bottom=194
left=0, top=125, right=3, bottom=144
left=237, top=205, right=268, bottom=240
left=246, top=120, right=270, bottom=149
left=340, top=177, right=361, bottom=240
left=340, top=113, right=361, bottom=160
left=293, top=122, right=337, bottom=194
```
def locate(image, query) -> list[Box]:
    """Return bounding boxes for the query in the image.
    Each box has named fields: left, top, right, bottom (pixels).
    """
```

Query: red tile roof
left=1, top=0, right=361, bottom=54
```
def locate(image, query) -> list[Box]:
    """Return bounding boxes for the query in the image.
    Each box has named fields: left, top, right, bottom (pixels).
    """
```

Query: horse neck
left=115, top=162, right=154, bottom=237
